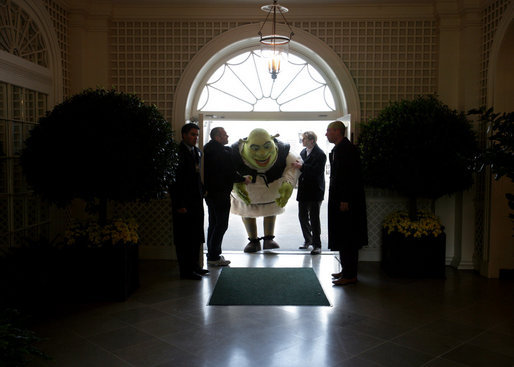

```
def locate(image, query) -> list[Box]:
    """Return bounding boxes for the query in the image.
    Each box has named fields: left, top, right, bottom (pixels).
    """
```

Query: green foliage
left=358, top=95, right=479, bottom=202
left=469, top=107, right=514, bottom=222
left=21, top=88, right=178, bottom=217
left=0, top=309, right=49, bottom=367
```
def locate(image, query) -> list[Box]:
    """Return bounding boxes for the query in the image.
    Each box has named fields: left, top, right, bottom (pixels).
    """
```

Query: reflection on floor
left=30, top=254, right=514, bottom=367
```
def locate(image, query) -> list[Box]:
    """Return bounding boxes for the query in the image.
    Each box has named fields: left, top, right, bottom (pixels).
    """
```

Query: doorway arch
left=173, top=23, right=360, bottom=134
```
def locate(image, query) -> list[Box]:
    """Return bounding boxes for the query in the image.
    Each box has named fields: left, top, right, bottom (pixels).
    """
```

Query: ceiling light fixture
left=258, top=0, right=294, bottom=80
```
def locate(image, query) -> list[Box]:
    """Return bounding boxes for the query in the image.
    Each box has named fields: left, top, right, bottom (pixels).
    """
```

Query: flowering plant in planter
left=383, top=210, right=444, bottom=239
left=358, top=95, right=478, bottom=277
left=64, top=218, right=139, bottom=247
left=61, top=217, right=140, bottom=301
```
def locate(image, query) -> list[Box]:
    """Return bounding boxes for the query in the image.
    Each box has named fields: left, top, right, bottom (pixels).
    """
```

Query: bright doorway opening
left=202, top=120, right=337, bottom=252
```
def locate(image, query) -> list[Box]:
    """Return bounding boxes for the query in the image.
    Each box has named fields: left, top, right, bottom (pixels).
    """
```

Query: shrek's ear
left=239, top=137, right=247, bottom=144
left=272, top=134, right=280, bottom=138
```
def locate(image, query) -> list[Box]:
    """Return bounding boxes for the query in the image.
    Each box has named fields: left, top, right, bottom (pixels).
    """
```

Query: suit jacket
left=170, top=141, right=204, bottom=216
left=327, top=137, right=368, bottom=250
left=296, top=144, right=326, bottom=202
left=204, top=139, right=244, bottom=200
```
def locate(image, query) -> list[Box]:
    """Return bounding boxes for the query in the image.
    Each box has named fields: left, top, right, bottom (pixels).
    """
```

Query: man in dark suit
left=204, top=127, right=250, bottom=266
left=293, top=131, right=327, bottom=255
left=326, top=121, right=368, bottom=285
left=170, top=123, right=208, bottom=280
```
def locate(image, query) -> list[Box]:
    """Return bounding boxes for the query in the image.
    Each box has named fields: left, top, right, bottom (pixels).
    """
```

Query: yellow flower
left=64, top=218, right=139, bottom=247
left=383, top=210, right=443, bottom=238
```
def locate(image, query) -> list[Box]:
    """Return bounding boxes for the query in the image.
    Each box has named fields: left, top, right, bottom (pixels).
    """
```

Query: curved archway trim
left=173, top=23, right=360, bottom=133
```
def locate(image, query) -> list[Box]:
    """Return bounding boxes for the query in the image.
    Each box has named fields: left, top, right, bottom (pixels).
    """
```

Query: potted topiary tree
left=358, top=95, right=479, bottom=277
left=20, top=88, right=178, bottom=300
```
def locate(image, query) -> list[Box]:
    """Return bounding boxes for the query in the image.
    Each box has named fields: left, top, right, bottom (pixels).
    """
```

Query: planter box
left=60, top=244, right=139, bottom=301
left=381, top=230, right=446, bottom=278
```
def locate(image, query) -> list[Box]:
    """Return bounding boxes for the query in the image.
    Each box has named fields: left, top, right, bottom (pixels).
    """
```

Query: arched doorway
left=173, top=24, right=360, bottom=252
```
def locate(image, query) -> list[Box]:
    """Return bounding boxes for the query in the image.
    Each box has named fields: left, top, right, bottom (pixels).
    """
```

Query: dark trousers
left=205, top=196, right=231, bottom=261
left=298, top=200, right=322, bottom=247
left=339, top=248, right=359, bottom=278
left=173, top=212, right=202, bottom=275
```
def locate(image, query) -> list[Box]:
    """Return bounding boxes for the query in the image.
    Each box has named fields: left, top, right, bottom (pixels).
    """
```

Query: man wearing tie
left=170, top=123, right=208, bottom=280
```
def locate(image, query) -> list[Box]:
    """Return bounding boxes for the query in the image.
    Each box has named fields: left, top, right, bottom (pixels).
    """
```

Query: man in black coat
left=293, top=131, right=327, bottom=255
left=326, top=121, right=368, bottom=285
left=204, top=127, right=249, bottom=266
left=170, top=123, right=208, bottom=280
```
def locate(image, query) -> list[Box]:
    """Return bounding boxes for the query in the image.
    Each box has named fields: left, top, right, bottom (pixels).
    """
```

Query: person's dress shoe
left=180, top=272, right=202, bottom=280
left=195, top=268, right=210, bottom=275
left=310, top=247, right=321, bottom=255
left=332, top=277, right=357, bottom=286
left=299, top=243, right=312, bottom=250
left=331, top=271, right=343, bottom=278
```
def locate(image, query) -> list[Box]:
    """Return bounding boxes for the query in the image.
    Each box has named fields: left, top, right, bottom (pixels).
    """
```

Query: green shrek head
left=241, top=128, right=278, bottom=171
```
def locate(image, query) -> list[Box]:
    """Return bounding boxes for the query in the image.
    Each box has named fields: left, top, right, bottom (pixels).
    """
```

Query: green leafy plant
left=358, top=95, right=479, bottom=225
left=21, top=88, right=178, bottom=224
left=0, top=309, right=50, bottom=367
left=469, top=107, right=514, bottom=224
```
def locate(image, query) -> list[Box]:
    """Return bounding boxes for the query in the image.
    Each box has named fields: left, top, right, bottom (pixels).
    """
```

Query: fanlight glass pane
left=198, top=50, right=335, bottom=112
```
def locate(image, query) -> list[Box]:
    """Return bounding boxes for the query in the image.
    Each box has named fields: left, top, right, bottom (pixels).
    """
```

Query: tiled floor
left=30, top=254, right=514, bottom=367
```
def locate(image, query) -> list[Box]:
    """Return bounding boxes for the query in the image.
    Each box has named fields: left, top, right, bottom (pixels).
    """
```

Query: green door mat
left=208, top=267, right=330, bottom=306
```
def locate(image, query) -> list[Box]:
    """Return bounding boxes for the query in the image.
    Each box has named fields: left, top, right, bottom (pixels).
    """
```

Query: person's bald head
left=326, top=120, right=346, bottom=144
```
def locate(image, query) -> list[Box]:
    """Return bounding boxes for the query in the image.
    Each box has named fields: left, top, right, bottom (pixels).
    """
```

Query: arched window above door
left=197, top=51, right=336, bottom=113
left=175, top=24, right=360, bottom=130
left=0, top=0, right=47, bottom=66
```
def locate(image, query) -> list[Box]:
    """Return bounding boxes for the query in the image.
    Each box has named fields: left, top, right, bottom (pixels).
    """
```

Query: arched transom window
left=197, top=50, right=336, bottom=114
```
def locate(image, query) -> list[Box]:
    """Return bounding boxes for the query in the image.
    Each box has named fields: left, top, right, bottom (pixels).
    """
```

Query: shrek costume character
left=231, top=128, right=301, bottom=252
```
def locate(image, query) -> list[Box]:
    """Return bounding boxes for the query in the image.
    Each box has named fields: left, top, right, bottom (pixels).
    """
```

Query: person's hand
left=243, top=175, right=252, bottom=185
left=292, top=160, right=302, bottom=169
left=339, top=202, right=349, bottom=212
left=275, top=182, right=293, bottom=208
left=234, top=182, right=251, bottom=204
left=177, top=207, right=187, bottom=214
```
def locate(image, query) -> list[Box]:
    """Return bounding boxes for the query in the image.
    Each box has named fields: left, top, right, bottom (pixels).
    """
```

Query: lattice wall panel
left=43, top=0, right=70, bottom=98
left=299, top=20, right=438, bottom=121
left=480, top=0, right=511, bottom=106
left=110, top=18, right=437, bottom=123
left=367, top=201, right=406, bottom=249
left=112, top=200, right=174, bottom=247
left=110, top=20, right=251, bottom=122
left=365, top=188, right=431, bottom=249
